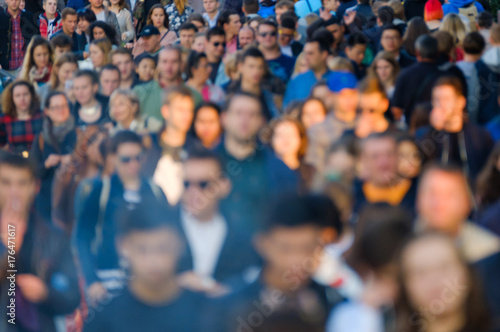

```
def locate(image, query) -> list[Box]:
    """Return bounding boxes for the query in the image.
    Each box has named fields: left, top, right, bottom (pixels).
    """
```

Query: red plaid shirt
left=8, top=10, right=24, bottom=70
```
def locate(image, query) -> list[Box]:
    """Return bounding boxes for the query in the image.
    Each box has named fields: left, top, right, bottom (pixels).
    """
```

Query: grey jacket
left=85, top=5, right=122, bottom=42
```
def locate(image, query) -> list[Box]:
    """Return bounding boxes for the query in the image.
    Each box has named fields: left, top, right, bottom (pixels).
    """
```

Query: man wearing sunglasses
left=175, top=149, right=259, bottom=293
left=205, top=27, right=230, bottom=86
left=75, top=131, right=169, bottom=307
left=256, top=20, right=296, bottom=84
left=278, top=16, right=303, bottom=58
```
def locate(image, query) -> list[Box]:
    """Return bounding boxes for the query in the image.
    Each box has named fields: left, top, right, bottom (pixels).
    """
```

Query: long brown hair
left=174, top=0, right=189, bottom=15
left=147, top=4, right=170, bottom=29
left=49, top=52, right=78, bottom=89
left=368, top=51, right=400, bottom=88
left=19, top=36, right=54, bottom=82
left=476, top=142, right=500, bottom=206
left=263, top=116, right=308, bottom=161
left=396, top=232, right=491, bottom=332
left=403, top=17, right=431, bottom=57
left=1, top=80, right=40, bottom=118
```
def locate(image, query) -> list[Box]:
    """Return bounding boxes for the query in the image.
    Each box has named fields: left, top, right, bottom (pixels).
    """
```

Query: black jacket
left=404, top=0, right=426, bottom=20
left=51, top=30, right=88, bottom=61
left=0, top=9, right=40, bottom=70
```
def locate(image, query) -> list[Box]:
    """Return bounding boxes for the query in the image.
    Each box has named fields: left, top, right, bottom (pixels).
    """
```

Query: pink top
left=132, top=30, right=177, bottom=57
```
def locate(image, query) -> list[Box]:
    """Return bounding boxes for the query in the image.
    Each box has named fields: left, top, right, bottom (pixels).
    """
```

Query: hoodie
left=39, top=12, right=63, bottom=39
left=442, top=0, right=484, bottom=15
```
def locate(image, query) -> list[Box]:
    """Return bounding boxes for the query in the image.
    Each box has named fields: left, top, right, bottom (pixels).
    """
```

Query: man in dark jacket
left=0, top=1, right=40, bottom=72
left=52, top=8, right=88, bottom=60
left=0, top=153, right=80, bottom=332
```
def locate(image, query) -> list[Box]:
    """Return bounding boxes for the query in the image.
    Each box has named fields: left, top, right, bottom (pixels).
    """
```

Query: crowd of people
left=0, top=0, right=500, bottom=331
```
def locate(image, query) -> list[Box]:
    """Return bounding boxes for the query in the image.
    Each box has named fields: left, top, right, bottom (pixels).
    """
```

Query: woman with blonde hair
left=37, top=53, right=79, bottom=107
left=87, top=38, right=113, bottom=71
left=165, top=0, right=194, bottom=34
left=368, top=51, right=400, bottom=98
left=109, top=89, right=163, bottom=135
left=131, top=4, right=177, bottom=56
left=292, top=52, right=309, bottom=78
left=440, top=13, right=469, bottom=47
left=18, top=36, right=54, bottom=89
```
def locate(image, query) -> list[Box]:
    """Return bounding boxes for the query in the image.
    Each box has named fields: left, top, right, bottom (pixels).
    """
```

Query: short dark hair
left=45, top=91, right=69, bottom=109
left=275, top=0, right=294, bottom=10
left=311, top=29, right=334, bottom=52
left=62, top=7, right=77, bottom=20
left=110, top=130, right=143, bottom=153
left=115, top=202, right=180, bottom=238
left=179, top=22, right=198, bottom=33
left=183, top=147, right=224, bottom=171
left=186, top=51, right=207, bottom=78
left=477, top=11, right=493, bottom=29
left=110, top=47, right=133, bottom=61
left=74, top=69, right=99, bottom=85
left=382, top=23, right=402, bottom=37
left=188, top=13, right=206, bottom=27
left=260, top=193, right=340, bottom=232
left=243, top=0, right=259, bottom=14
left=432, top=75, right=465, bottom=97
left=378, top=6, right=395, bottom=25
left=100, top=64, right=121, bottom=79
left=415, top=34, right=439, bottom=60
left=0, top=153, right=37, bottom=179
left=463, top=32, right=485, bottom=55
left=218, top=10, right=240, bottom=27
left=257, top=19, right=278, bottom=32
left=76, top=8, right=96, bottom=23
left=346, top=32, right=369, bottom=47
left=241, top=46, right=266, bottom=63
left=206, top=26, right=226, bottom=41
left=50, top=33, right=73, bottom=49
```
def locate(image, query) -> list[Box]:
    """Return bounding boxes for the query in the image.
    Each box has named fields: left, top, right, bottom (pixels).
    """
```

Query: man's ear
left=458, top=95, right=467, bottom=110
left=252, top=233, right=267, bottom=258
left=161, top=104, right=170, bottom=121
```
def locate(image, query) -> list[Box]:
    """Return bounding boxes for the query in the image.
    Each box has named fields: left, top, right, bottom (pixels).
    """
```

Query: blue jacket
left=283, top=70, right=331, bottom=108
left=74, top=174, right=168, bottom=286
left=442, top=0, right=484, bottom=15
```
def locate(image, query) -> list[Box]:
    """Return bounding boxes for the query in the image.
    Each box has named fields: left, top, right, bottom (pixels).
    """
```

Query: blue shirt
left=442, top=0, right=484, bottom=15
left=283, top=70, right=331, bottom=107
left=268, top=54, right=295, bottom=84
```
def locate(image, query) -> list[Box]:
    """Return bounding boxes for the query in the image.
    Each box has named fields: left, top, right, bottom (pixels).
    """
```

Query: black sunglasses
left=259, top=31, right=277, bottom=37
left=213, top=42, right=226, bottom=47
left=183, top=180, right=211, bottom=190
left=118, top=154, right=143, bottom=164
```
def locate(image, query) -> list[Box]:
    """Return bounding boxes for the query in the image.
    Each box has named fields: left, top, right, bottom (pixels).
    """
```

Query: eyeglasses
left=259, top=31, right=277, bottom=38
left=183, top=180, right=211, bottom=190
left=213, top=42, right=226, bottom=48
left=118, top=154, right=143, bottom=164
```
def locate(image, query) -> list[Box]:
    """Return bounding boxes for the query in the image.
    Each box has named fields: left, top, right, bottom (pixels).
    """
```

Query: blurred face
left=397, top=141, right=422, bottom=179
left=239, top=56, right=265, bottom=86
left=361, top=137, right=398, bottom=186
left=6, top=0, right=20, bottom=11
left=256, top=225, right=322, bottom=280
left=257, top=24, right=278, bottom=50
left=57, top=62, right=77, bottom=86
left=182, top=159, right=227, bottom=218
left=225, top=14, right=242, bottom=37
left=100, top=69, right=120, bottom=96
left=191, top=57, right=212, bottom=83
left=143, top=35, right=161, bottom=53
left=112, top=53, right=135, bottom=81
left=111, top=95, right=137, bottom=123
left=272, top=121, right=302, bottom=158
left=417, top=170, right=471, bottom=234
left=163, top=96, right=195, bottom=133
left=33, top=45, right=50, bottom=69
left=158, top=49, right=181, bottom=81
left=192, top=36, right=206, bottom=53
left=0, top=166, right=36, bottom=214
left=402, top=237, right=469, bottom=322
left=63, top=14, right=78, bottom=34
left=179, top=29, right=196, bottom=49
left=325, top=149, right=356, bottom=181
left=45, top=95, right=70, bottom=125
left=73, top=76, right=98, bottom=105
left=311, top=86, right=330, bottom=107
left=274, top=7, right=289, bottom=25
left=93, top=27, right=106, bottom=40
left=191, top=20, right=205, bottom=32
left=301, top=99, right=326, bottom=129
left=90, top=0, right=103, bottom=8
left=239, top=28, right=255, bottom=48
left=54, top=46, right=72, bottom=60
left=150, top=8, right=166, bottom=28
left=346, top=44, right=366, bottom=65
left=203, top=0, right=219, bottom=14
left=304, top=42, right=326, bottom=71
left=326, top=24, right=343, bottom=45
left=381, top=29, right=402, bottom=53
left=334, top=88, right=359, bottom=115
left=136, top=58, right=156, bottom=81
left=296, top=55, right=309, bottom=74
left=194, top=106, right=221, bottom=147
left=206, top=35, right=226, bottom=60
left=278, top=27, right=295, bottom=47
left=375, top=59, right=394, bottom=83
left=43, top=0, right=57, bottom=15
left=119, top=229, right=181, bottom=286
left=12, top=85, right=32, bottom=113
left=324, top=0, right=340, bottom=12
left=223, top=96, right=264, bottom=142
left=115, top=143, right=143, bottom=180
left=431, top=85, right=466, bottom=133
left=358, top=92, right=389, bottom=116
left=89, top=44, right=105, bottom=68
left=78, top=19, right=90, bottom=33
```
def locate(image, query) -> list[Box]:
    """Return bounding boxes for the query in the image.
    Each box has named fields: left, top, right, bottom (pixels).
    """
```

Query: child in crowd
left=135, top=53, right=157, bottom=83
left=39, top=0, right=63, bottom=39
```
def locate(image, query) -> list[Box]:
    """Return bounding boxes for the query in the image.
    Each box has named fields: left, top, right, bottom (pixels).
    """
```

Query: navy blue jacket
left=52, top=30, right=87, bottom=61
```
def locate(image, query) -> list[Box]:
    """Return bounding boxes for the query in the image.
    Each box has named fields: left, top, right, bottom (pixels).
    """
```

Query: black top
left=209, top=60, right=221, bottom=83
left=83, top=288, right=206, bottom=332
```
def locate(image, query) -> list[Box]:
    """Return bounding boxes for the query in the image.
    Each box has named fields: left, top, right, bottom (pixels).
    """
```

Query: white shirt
left=181, top=210, right=227, bottom=278
left=96, top=10, right=106, bottom=22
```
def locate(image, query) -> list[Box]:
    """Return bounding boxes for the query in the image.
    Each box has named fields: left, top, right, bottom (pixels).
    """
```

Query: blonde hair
left=90, top=38, right=113, bottom=67
left=292, top=52, right=307, bottom=77
left=49, top=52, right=78, bottom=89
left=224, top=51, right=241, bottom=79
left=109, top=89, right=141, bottom=120
left=328, top=56, right=354, bottom=73
left=440, top=13, right=469, bottom=46
left=388, top=0, right=405, bottom=20
left=174, top=0, right=189, bottom=14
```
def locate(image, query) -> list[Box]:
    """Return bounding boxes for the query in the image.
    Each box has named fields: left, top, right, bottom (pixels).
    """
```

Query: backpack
left=459, top=3, right=478, bottom=32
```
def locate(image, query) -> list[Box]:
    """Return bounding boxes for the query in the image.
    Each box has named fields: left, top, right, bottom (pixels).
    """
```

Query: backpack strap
left=38, top=133, right=44, bottom=152
left=91, top=176, right=111, bottom=255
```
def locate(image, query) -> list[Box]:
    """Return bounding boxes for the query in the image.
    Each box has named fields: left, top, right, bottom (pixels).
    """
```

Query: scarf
left=42, top=115, right=76, bottom=153
left=28, top=65, right=52, bottom=84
